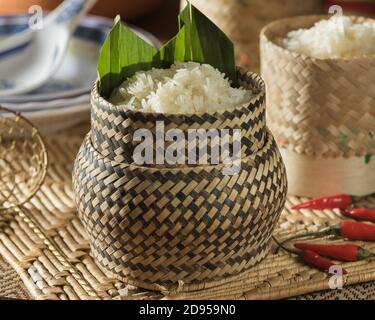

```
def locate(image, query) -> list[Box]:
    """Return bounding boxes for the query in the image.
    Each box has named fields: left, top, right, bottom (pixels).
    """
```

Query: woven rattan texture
left=1, top=124, right=375, bottom=299
left=261, top=15, right=375, bottom=158
left=0, top=107, right=47, bottom=210
left=293, top=281, right=375, bottom=300
left=90, top=70, right=266, bottom=165
left=75, top=70, right=288, bottom=291
left=74, top=131, right=286, bottom=291
left=0, top=255, right=30, bottom=300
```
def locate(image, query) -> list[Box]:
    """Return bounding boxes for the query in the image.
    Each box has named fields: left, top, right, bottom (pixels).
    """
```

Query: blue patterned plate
left=0, top=15, right=161, bottom=103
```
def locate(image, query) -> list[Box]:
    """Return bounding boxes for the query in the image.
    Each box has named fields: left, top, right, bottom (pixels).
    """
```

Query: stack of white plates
left=0, top=15, right=161, bottom=134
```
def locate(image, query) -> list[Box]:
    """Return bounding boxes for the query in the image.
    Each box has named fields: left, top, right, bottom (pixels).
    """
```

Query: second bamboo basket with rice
left=261, top=15, right=375, bottom=198
left=72, top=70, right=287, bottom=292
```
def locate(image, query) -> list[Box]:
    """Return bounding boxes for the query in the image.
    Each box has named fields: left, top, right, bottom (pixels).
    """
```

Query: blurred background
left=0, top=0, right=180, bottom=42
left=1, top=0, right=374, bottom=71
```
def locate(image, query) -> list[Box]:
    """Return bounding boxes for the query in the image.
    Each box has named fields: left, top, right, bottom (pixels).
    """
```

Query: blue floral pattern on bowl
left=0, top=79, right=14, bottom=90
left=0, top=15, right=160, bottom=103
left=57, top=0, right=87, bottom=24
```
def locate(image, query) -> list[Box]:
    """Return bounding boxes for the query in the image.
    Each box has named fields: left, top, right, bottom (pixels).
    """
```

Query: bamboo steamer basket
left=72, top=70, right=287, bottom=292
left=260, top=15, right=375, bottom=198
left=180, top=0, right=322, bottom=72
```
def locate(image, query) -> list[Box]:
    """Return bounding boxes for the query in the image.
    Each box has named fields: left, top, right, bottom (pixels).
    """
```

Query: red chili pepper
left=338, top=220, right=375, bottom=241
left=303, top=250, right=348, bottom=274
left=273, top=237, right=348, bottom=274
left=279, top=221, right=375, bottom=245
left=292, top=194, right=353, bottom=210
left=294, top=243, right=375, bottom=262
left=341, top=208, right=375, bottom=223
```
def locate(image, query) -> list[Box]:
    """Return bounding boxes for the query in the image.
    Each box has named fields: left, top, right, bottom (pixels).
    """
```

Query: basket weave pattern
left=73, top=71, right=287, bottom=291
left=261, top=16, right=375, bottom=158
left=90, top=71, right=267, bottom=165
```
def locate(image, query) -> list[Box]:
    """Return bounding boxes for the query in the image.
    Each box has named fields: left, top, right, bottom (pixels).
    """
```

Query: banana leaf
left=98, top=2, right=237, bottom=98
left=98, top=21, right=158, bottom=98
left=178, top=3, right=237, bottom=85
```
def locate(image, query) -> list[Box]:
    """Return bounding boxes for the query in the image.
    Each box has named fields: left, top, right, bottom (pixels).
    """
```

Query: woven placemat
left=1, top=123, right=375, bottom=300
left=0, top=255, right=30, bottom=300
left=293, top=281, right=375, bottom=300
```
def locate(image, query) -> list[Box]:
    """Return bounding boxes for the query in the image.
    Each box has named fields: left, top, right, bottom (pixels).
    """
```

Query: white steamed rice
left=109, top=62, right=252, bottom=113
left=282, top=16, right=375, bottom=59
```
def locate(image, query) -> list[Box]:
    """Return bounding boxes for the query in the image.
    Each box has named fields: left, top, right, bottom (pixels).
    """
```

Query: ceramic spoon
left=0, top=0, right=97, bottom=97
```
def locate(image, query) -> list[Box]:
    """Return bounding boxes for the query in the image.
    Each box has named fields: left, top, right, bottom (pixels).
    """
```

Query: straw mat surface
left=0, top=255, right=30, bottom=300
left=1, top=124, right=375, bottom=300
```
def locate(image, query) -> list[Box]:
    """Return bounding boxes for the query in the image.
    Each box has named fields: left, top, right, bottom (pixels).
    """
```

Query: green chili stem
left=272, top=236, right=300, bottom=256
left=274, top=227, right=335, bottom=254
left=358, top=247, right=375, bottom=259
left=352, top=193, right=375, bottom=204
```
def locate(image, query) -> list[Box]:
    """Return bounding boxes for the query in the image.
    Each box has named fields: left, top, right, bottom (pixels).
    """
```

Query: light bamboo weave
left=1, top=125, right=375, bottom=299
left=261, top=15, right=375, bottom=158
left=0, top=107, right=47, bottom=211
left=260, top=15, right=375, bottom=197
left=0, top=255, right=30, bottom=300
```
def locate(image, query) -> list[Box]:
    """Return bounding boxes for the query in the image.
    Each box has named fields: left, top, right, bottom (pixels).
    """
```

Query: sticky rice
left=282, top=16, right=375, bottom=59
left=109, top=62, right=252, bottom=113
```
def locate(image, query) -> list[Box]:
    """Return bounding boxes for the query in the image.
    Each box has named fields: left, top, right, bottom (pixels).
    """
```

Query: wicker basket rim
left=86, top=130, right=276, bottom=171
left=0, top=105, right=48, bottom=211
left=92, top=68, right=265, bottom=117
left=261, top=14, right=375, bottom=62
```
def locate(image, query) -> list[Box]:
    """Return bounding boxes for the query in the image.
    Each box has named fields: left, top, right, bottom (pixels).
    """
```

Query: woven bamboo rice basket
left=72, top=70, right=288, bottom=292
left=260, top=15, right=375, bottom=198
left=181, top=0, right=322, bottom=72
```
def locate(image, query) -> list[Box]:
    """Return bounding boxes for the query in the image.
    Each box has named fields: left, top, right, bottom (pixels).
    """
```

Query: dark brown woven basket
left=73, top=69, right=287, bottom=292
